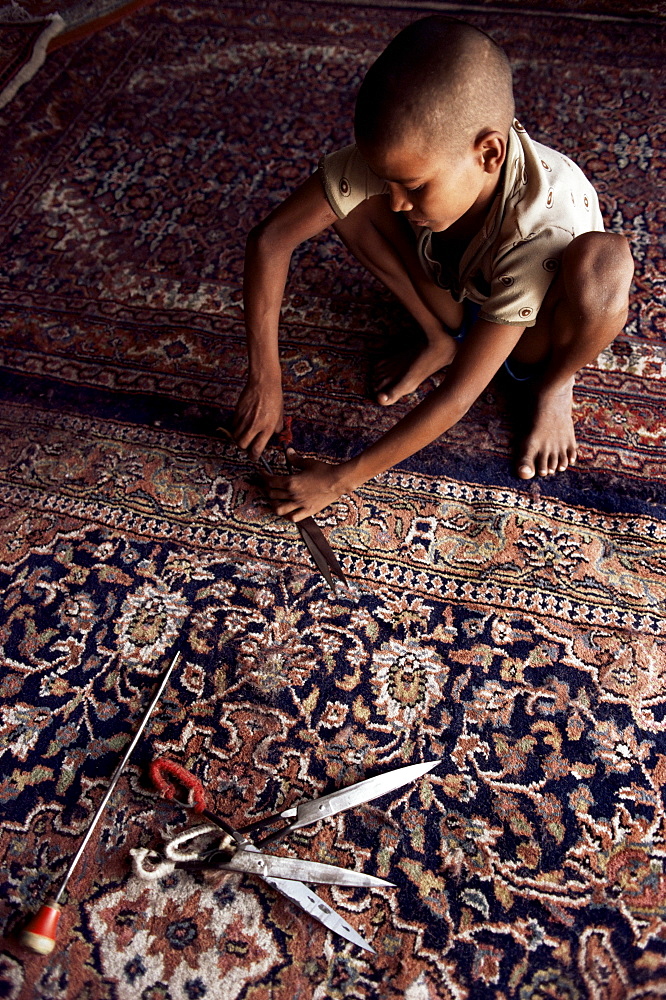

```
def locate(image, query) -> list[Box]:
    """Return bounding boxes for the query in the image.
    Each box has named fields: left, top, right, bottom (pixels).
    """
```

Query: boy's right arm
left=233, top=173, right=338, bottom=459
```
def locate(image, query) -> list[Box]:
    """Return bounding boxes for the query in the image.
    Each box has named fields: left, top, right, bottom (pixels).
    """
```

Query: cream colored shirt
left=319, top=122, right=605, bottom=326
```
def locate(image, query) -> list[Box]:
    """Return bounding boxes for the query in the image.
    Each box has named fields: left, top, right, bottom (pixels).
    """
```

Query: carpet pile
left=0, top=2, right=664, bottom=998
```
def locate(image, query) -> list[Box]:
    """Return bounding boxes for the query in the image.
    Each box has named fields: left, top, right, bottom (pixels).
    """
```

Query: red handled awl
left=20, top=650, right=181, bottom=955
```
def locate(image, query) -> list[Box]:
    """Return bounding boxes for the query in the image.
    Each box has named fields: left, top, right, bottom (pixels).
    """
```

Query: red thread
left=149, top=758, right=207, bottom=813
left=277, top=415, right=293, bottom=448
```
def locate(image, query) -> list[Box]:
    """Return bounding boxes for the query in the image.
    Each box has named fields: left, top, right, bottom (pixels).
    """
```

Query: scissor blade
left=218, top=849, right=394, bottom=888
left=262, top=875, right=376, bottom=951
left=241, top=841, right=375, bottom=951
left=276, top=760, right=441, bottom=836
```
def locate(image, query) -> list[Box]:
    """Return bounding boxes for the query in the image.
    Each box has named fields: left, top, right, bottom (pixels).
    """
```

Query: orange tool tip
left=20, top=900, right=61, bottom=955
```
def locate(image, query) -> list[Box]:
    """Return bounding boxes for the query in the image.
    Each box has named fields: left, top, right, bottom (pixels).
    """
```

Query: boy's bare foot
left=516, top=378, right=577, bottom=479
left=373, top=331, right=458, bottom=405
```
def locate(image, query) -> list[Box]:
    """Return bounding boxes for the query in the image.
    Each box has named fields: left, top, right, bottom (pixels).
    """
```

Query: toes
left=372, top=362, right=393, bottom=386
left=554, top=446, right=577, bottom=474
left=533, top=450, right=573, bottom=477
left=516, top=409, right=577, bottom=481
left=373, top=375, right=390, bottom=393
left=517, top=460, right=535, bottom=480
left=538, top=454, right=558, bottom=476
left=518, top=450, right=563, bottom=479
left=377, top=380, right=410, bottom=405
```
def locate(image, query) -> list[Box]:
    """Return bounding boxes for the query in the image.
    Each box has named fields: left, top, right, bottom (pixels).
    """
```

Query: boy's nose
left=388, top=184, right=413, bottom=214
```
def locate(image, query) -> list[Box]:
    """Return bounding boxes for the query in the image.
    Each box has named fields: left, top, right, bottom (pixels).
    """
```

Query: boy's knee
left=562, top=232, right=634, bottom=318
left=333, top=196, right=415, bottom=275
left=333, top=208, right=364, bottom=245
left=334, top=195, right=394, bottom=245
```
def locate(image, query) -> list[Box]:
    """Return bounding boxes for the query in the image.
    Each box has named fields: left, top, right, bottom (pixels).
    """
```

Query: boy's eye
left=408, top=184, right=425, bottom=194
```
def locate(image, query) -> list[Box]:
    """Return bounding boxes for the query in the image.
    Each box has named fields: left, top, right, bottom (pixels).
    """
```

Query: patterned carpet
left=0, top=2, right=665, bottom=998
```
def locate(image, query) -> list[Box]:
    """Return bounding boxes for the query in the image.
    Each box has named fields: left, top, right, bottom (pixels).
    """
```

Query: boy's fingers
left=232, top=424, right=249, bottom=448
left=233, top=409, right=260, bottom=446
left=265, top=476, right=301, bottom=504
left=267, top=487, right=291, bottom=503
left=273, top=499, right=306, bottom=519
left=264, top=473, right=290, bottom=488
left=273, top=500, right=294, bottom=514
left=287, top=509, right=309, bottom=523
left=248, top=433, right=271, bottom=461
left=235, top=424, right=260, bottom=454
left=285, top=448, right=307, bottom=470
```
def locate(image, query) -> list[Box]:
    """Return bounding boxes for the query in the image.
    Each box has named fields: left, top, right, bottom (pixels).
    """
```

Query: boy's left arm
left=265, top=318, right=526, bottom=521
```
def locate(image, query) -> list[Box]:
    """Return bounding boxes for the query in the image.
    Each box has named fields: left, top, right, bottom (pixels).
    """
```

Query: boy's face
left=358, top=130, right=502, bottom=235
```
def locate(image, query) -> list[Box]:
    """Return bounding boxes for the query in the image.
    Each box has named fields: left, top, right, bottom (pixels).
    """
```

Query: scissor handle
left=163, top=824, right=234, bottom=863
left=149, top=757, right=247, bottom=846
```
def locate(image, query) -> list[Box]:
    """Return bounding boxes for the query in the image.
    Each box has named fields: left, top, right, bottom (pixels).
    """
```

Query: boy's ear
left=475, top=131, right=506, bottom=174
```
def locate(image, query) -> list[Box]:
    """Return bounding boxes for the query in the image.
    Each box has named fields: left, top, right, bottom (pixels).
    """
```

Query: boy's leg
left=333, top=197, right=463, bottom=404
left=509, top=231, right=634, bottom=479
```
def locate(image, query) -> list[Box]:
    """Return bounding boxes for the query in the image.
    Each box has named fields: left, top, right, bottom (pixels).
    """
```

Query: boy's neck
left=441, top=169, right=503, bottom=244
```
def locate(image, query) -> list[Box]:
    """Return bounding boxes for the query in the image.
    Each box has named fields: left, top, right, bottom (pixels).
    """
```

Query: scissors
left=132, top=757, right=441, bottom=953
left=220, top=421, right=347, bottom=593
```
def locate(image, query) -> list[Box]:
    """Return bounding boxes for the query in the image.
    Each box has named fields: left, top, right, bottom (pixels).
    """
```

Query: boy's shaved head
left=354, top=17, right=514, bottom=154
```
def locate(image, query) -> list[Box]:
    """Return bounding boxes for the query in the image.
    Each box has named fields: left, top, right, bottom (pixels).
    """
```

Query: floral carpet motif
left=0, top=3, right=665, bottom=998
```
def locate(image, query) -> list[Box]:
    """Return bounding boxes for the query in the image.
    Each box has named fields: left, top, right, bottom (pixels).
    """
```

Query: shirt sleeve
left=318, top=144, right=388, bottom=219
left=479, top=227, right=574, bottom=327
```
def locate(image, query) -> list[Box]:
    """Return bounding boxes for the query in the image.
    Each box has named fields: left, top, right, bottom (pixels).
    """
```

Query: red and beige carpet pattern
left=0, top=2, right=664, bottom=998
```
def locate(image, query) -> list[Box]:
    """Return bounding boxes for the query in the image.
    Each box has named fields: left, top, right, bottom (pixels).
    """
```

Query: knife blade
left=299, top=517, right=346, bottom=582
left=298, top=522, right=339, bottom=590
left=256, top=450, right=346, bottom=591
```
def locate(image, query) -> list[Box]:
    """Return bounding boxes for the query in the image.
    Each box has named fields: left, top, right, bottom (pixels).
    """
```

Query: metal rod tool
left=20, top=650, right=181, bottom=955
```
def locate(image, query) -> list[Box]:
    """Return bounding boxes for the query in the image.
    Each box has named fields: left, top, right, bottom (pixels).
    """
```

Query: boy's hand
left=233, top=377, right=283, bottom=460
left=264, top=450, right=347, bottom=521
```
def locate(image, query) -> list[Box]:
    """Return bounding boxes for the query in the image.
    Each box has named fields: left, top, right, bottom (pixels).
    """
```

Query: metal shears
left=132, top=758, right=441, bottom=952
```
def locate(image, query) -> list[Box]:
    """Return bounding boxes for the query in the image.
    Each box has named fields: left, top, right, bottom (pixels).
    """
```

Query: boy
left=233, top=16, right=633, bottom=522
